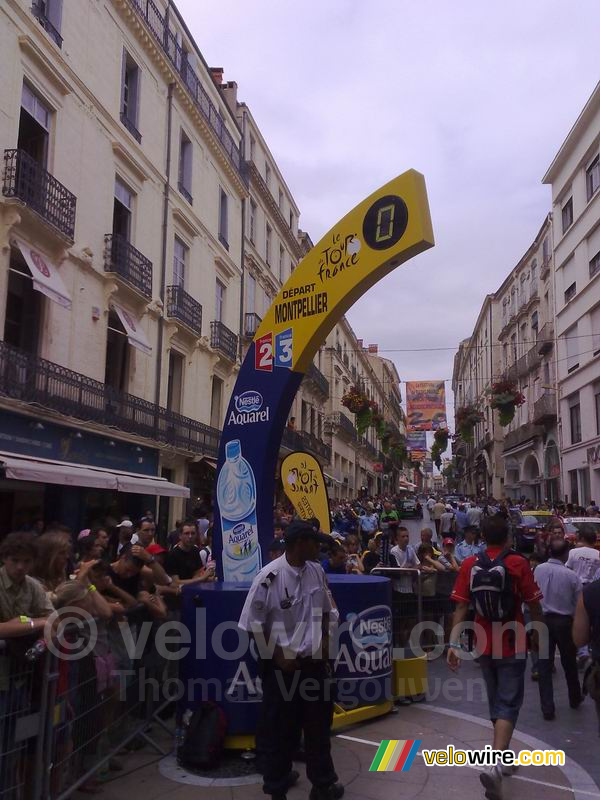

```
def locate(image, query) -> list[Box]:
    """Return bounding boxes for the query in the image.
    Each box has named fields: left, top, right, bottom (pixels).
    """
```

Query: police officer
left=239, top=520, right=344, bottom=800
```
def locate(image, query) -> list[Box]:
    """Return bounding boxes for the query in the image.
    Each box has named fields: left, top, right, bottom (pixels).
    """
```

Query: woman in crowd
left=32, top=530, right=73, bottom=594
left=344, top=534, right=364, bottom=573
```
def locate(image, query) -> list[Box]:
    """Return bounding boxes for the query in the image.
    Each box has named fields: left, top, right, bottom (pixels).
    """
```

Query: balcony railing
left=359, top=437, right=379, bottom=460
left=210, top=320, right=238, bottom=362
left=328, top=411, right=357, bottom=440
left=127, top=0, right=246, bottom=184
left=244, top=312, right=262, bottom=338
left=119, top=112, right=142, bottom=144
left=31, top=1, right=63, bottom=47
left=305, top=363, right=329, bottom=396
left=167, top=285, right=202, bottom=336
left=3, top=149, right=76, bottom=240
left=533, top=392, right=557, bottom=426
left=516, top=352, right=529, bottom=378
left=503, top=421, right=544, bottom=452
left=104, top=234, right=152, bottom=299
left=0, top=340, right=220, bottom=455
left=280, top=427, right=331, bottom=463
left=537, top=322, right=554, bottom=355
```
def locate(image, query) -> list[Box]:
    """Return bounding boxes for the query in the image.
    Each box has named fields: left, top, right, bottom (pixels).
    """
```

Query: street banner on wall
left=406, top=381, right=447, bottom=431
left=213, top=171, right=434, bottom=581
left=407, top=431, right=427, bottom=461
left=281, top=452, right=331, bottom=534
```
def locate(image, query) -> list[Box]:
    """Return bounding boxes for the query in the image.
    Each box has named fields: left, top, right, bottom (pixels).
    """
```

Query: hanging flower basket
left=433, top=427, right=449, bottom=450
left=488, top=380, right=525, bottom=427
left=456, top=405, right=485, bottom=443
left=341, top=386, right=370, bottom=415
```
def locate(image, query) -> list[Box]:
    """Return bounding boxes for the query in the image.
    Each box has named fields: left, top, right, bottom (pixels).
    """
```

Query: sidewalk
left=98, top=701, right=599, bottom=800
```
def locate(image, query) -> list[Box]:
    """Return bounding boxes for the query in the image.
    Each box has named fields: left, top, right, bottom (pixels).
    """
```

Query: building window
left=278, top=188, right=284, bottom=210
left=246, top=273, right=255, bottom=315
left=178, top=130, right=193, bottom=203
left=569, top=393, right=582, bottom=444
left=587, top=155, right=600, bottom=201
left=561, top=197, right=573, bottom=234
left=279, top=244, right=285, bottom=282
left=564, top=282, right=576, bottom=303
left=210, top=376, right=223, bottom=428
left=166, top=351, right=184, bottom=413
left=531, top=310, right=539, bottom=339
left=566, top=323, right=579, bottom=373
left=19, top=83, right=51, bottom=168
left=4, top=246, right=42, bottom=355
left=592, top=305, right=600, bottom=355
left=595, top=385, right=600, bottom=435
left=542, top=236, right=550, bottom=266
left=265, top=163, right=271, bottom=188
left=249, top=135, right=255, bottom=161
left=218, top=188, right=228, bottom=249
left=569, top=469, right=579, bottom=505
left=510, top=333, right=517, bottom=364
left=113, top=177, right=134, bottom=241
left=215, top=279, right=225, bottom=322
left=249, top=199, right=257, bottom=244
left=289, top=209, right=294, bottom=230
left=173, top=237, right=186, bottom=287
left=120, top=50, right=141, bottom=142
left=520, top=323, right=527, bottom=356
left=531, top=260, right=537, bottom=293
left=105, top=309, right=129, bottom=392
left=590, top=250, right=600, bottom=280
left=265, top=224, right=272, bottom=266
left=32, top=0, right=63, bottom=46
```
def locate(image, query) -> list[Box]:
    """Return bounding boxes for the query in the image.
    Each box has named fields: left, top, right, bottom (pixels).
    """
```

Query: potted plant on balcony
left=341, top=385, right=372, bottom=435
left=456, top=404, right=485, bottom=443
left=488, top=380, right=525, bottom=427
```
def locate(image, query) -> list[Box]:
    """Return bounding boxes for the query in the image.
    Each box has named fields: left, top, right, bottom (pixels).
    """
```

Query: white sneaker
left=480, top=764, right=503, bottom=800
left=500, top=764, right=519, bottom=777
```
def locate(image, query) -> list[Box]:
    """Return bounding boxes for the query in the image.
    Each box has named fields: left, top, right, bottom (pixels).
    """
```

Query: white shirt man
left=390, top=529, right=420, bottom=593
left=466, top=505, right=483, bottom=527
left=566, top=534, right=600, bottom=585
left=440, top=507, right=455, bottom=534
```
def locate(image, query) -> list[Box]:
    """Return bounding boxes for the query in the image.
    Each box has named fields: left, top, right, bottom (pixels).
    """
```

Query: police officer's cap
left=284, top=520, right=331, bottom=545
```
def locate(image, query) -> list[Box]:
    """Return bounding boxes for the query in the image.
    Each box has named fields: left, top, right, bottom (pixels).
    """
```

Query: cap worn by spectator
left=284, top=520, right=331, bottom=545
left=443, top=537, right=455, bottom=546
left=77, top=528, right=91, bottom=541
left=118, top=519, right=133, bottom=529
left=146, top=543, right=167, bottom=555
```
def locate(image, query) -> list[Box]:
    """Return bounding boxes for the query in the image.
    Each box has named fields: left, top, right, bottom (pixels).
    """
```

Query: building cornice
left=246, top=161, right=303, bottom=260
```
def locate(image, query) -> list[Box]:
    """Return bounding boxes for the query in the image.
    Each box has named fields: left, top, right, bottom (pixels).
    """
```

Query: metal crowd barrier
left=371, top=567, right=458, bottom=653
left=0, top=604, right=179, bottom=800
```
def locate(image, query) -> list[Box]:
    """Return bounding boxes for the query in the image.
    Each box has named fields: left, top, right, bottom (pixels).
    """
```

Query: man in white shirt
left=239, top=521, right=342, bottom=800
left=431, top=500, right=446, bottom=537
left=466, top=503, right=483, bottom=528
left=390, top=527, right=420, bottom=593
left=567, top=528, right=600, bottom=585
left=440, top=505, right=456, bottom=537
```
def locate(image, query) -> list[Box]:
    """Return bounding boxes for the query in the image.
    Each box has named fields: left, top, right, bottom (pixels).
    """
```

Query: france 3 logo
left=255, top=328, right=293, bottom=372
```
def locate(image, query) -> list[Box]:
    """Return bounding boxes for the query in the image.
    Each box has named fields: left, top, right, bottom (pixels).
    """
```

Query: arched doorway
left=523, top=454, right=542, bottom=506
left=504, top=457, right=520, bottom=502
left=544, top=440, right=561, bottom=503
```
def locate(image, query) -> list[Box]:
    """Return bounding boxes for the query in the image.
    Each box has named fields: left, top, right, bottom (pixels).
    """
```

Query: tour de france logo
left=30, top=250, right=50, bottom=278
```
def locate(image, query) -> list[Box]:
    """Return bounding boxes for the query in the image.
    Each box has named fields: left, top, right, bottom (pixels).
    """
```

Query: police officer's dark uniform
left=239, top=520, right=343, bottom=800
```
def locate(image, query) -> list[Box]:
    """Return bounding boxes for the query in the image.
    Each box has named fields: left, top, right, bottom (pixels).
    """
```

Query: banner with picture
left=406, top=381, right=447, bottom=431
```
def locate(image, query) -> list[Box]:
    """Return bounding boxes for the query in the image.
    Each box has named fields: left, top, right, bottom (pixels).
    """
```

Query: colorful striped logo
left=369, top=740, right=422, bottom=772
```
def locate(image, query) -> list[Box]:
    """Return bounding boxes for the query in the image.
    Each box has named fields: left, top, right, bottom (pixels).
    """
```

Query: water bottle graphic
left=217, top=439, right=262, bottom=581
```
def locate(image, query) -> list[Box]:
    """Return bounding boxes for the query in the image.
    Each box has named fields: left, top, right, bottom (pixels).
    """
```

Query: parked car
left=562, top=517, right=600, bottom=550
left=512, top=510, right=560, bottom=553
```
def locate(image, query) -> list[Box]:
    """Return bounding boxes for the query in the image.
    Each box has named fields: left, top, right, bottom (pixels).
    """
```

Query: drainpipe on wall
left=154, top=82, right=175, bottom=411
left=238, top=110, right=247, bottom=361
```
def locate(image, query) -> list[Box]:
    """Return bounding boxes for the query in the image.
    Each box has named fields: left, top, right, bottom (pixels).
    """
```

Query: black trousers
left=258, top=661, right=338, bottom=797
left=537, top=613, right=582, bottom=715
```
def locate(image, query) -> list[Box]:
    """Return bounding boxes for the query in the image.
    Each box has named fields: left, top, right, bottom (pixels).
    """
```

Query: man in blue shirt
left=359, top=509, right=379, bottom=548
left=322, top=544, right=348, bottom=575
left=455, top=526, right=484, bottom=563
left=454, top=504, right=469, bottom=535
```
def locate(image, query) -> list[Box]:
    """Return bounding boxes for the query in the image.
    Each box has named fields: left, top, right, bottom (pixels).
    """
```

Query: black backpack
left=177, top=702, right=227, bottom=771
left=469, top=549, right=516, bottom=622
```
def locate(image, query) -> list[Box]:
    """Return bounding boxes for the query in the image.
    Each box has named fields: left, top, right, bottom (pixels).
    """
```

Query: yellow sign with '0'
left=281, top=451, right=331, bottom=534
left=255, top=170, right=434, bottom=373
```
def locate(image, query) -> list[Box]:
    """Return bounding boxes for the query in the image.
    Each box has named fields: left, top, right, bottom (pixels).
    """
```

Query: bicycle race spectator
left=116, top=519, right=134, bottom=555
left=439, top=538, right=460, bottom=572
left=455, top=526, right=484, bottom=563
left=466, top=502, right=483, bottom=528
left=533, top=539, right=583, bottom=720
left=165, top=521, right=216, bottom=584
left=322, top=543, right=348, bottom=575
left=107, top=550, right=167, bottom=621
left=448, top=514, right=543, bottom=800
left=0, top=532, right=54, bottom=638
left=344, top=534, right=364, bottom=574
left=431, top=498, right=446, bottom=537
left=455, top=504, right=469, bottom=535
left=574, top=574, right=600, bottom=736
left=567, top=527, right=600, bottom=585
left=130, top=517, right=156, bottom=548
left=32, top=531, right=73, bottom=595
left=420, top=527, right=440, bottom=555
left=359, top=507, right=379, bottom=548
left=440, top=505, right=456, bottom=538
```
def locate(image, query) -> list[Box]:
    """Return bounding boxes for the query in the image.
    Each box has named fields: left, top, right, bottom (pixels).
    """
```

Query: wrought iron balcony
left=516, top=352, right=529, bottom=378
left=0, top=340, right=220, bottom=455
left=305, top=363, right=329, bottom=396
left=210, top=320, right=238, bottom=362
left=127, top=0, right=246, bottom=185
left=244, top=312, right=262, bottom=338
left=2, top=149, right=76, bottom=240
left=533, top=392, right=557, bottom=426
left=327, top=411, right=357, bottom=440
left=537, top=322, right=554, bottom=355
left=104, top=234, right=152, bottom=299
left=167, top=285, right=202, bottom=336
left=120, top=112, right=142, bottom=144
left=303, top=431, right=332, bottom=463
left=31, top=1, right=63, bottom=47
left=503, top=422, right=544, bottom=452
left=359, top=437, right=379, bottom=460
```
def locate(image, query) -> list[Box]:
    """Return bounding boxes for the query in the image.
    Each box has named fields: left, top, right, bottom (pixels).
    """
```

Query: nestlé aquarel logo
left=334, top=605, right=392, bottom=678
left=229, top=391, right=270, bottom=425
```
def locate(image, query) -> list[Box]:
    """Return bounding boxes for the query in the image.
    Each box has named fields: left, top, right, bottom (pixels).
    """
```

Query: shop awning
left=324, top=472, right=342, bottom=484
left=399, top=480, right=417, bottom=489
left=201, top=457, right=218, bottom=470
left=0, top=454, right=189, bottom=498
left=15, top=238, right=72, bottom=309
left=112, top=304, right=152, bottom=355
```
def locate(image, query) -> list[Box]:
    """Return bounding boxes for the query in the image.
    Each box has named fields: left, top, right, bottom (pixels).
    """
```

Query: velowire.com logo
left=369, top=740, right=422, bottom=772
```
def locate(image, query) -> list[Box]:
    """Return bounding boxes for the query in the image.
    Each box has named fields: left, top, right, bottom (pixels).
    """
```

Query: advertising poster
left=406, top=431, right=427, bottom=461
left=406, top=381, right=447, bottom=431
left=281, top=451, right=331, bottom=534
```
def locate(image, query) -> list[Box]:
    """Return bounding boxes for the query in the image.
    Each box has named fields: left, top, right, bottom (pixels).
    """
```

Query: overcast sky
left=179, top=0, right=598, bottom=422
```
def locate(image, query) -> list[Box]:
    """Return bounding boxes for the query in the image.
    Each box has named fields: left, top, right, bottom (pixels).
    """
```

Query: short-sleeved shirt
left=451, top=546, right=542, bottom=657
left=165, top=545, right=203, bottom=580
left=0, top=567, right=55, bottom=621
left=432, top=503, right=446, bottom=521
left=466, top=507, right=483, bottom=526
left=566, top=547, right=600, bottom=585
left=534, top=558, right=581, bottom=616
left=238, top=554, right=338, bottom=659
left=440, top=512, right=455, bottom=533
left=390, top=544, right=420, bottom=593
left=455, top=540, right=485, bottom=564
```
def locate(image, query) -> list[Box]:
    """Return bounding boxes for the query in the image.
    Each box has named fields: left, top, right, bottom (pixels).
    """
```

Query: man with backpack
left=447, top=515, right=543, bottom=800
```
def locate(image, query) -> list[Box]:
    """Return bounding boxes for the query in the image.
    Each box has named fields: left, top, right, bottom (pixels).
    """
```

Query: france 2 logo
left=255, top=329, right=293, bottom=372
